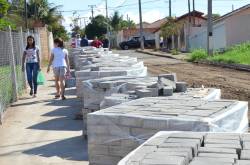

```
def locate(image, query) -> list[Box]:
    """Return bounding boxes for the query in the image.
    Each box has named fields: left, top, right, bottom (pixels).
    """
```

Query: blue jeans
left=26, top=63, right=39, bottom=94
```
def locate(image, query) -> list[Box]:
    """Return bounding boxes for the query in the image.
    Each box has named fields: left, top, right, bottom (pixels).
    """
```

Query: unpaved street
left=118, top=50, right=250, bottom=111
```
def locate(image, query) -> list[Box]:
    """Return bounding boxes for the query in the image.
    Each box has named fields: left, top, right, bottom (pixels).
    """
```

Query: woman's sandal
left=61, top=95, right=66, bottom=100
left=55, top=95, right=60, bottom=99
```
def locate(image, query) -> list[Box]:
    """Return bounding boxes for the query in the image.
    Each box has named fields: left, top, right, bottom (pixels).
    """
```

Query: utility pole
left=24, top=0, right=28, bottom=29
left=232, top=4, right=234, bottom=11
left=192, top=0, right=195, bottom=25
left=169, top=0, right=172, bottom=17
left=188, top=0, right=191, bottom=23
left=138, top=0, right=144, bottom=50
left=186, top=0, right=191, bottom=51
left=207, top=0, right=213, bottom=56
left=105, top=0, right=110, bottom=49
left=88, top=5, right=96, bottom=19
left=127, top=14, right=130, bottom=29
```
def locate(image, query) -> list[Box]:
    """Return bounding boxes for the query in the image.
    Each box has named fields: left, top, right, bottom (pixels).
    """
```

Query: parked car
left=119, top=36, right=155, bottom=50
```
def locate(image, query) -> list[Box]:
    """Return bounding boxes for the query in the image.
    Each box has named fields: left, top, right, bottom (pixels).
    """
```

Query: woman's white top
left=24, top=46, right=39, bottom=63
left=52, top=47, right=68, bottom=68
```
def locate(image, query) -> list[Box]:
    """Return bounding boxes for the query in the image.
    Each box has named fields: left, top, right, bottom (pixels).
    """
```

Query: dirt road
left=117, top=50, right=250, bottom=108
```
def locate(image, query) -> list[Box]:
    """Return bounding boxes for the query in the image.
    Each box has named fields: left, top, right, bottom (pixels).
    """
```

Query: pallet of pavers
left=101, top=87, right=221, bottom=109
left=81, top=74, right=221, bottom=137
left=81, top=73, right=221, bottom=110
left=82, top=73, right=221, bottom=110
left=118, top=131, right=250, bottom=165
left=87, top=98, right=248, bottom=165
left=72, top=47, right=113, bottom=71
left=83, top=87, right=221, bottom=137
left=75, top=62, right=147, bottom=98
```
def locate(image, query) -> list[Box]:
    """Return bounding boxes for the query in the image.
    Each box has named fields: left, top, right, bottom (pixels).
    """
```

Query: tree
left=52, top=24, right=69, bottom=41
left=160, top=17, right=182, bottom=38
left=0, top=0, right=16, bottom=30
left=110, top=11, right=123, bottom=32
left=85, top=15, right=107, bottom=39
left=120, top=19, right=136, bottom=29
left=71, top=25, right=84, bottom=38
left=204, top=14, right=221, bottom=20
left=0, top=0, right=9, bottom=18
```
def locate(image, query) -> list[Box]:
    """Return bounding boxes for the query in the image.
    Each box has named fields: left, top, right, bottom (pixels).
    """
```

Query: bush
left=171, top=49, right=179, bottom=55
left=188, top=49, right=207, bottom=62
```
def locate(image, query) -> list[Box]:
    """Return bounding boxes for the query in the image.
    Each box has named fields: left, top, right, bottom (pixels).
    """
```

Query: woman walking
left=47, top=38, right=70, bottom=100
left=22, top=36, right=41, bottom=97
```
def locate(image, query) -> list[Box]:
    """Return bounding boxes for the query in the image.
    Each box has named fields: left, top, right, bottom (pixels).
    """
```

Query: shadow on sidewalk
left=23, top=136, right=88, bottom=161
left=27, top=116, right=82, bottom=131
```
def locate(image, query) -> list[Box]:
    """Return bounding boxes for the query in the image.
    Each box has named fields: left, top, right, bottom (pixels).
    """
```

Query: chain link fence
left=0, top=28, right=40, bottom=123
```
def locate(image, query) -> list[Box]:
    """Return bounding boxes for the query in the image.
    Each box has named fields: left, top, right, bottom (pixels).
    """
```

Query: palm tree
left=110, top=11, right=123, bottom=32
left=160, top=17, right=182, bottom=49
left=27, top=0, right=62, bottom=27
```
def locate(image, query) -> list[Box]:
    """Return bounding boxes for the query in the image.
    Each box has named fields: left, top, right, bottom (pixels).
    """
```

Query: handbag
left=65, top=72, right=76, bottom=88
left=37, top=71, right=45, bottom=85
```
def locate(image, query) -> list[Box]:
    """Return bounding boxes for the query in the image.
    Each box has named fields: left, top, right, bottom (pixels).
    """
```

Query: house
left=135, top=22, right=151, bottom=28
left=154, top=11, right=207, bottom=51
left=189, top=4, right=250, bottom=50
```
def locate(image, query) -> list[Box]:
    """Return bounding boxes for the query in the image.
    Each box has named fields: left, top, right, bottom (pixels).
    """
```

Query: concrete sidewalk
left=0, top=72, right=88, bottom=165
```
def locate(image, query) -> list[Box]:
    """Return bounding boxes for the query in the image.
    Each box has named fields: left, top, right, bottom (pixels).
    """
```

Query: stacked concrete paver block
left=118, top=132, right=250, bottom=165
left=87, top=97, right=248, bottom=165
left=81, top=73, right=220, bottom=110
left=74, top=48, right=147, bottom=98
left=83, top=87, right=222, bottom=138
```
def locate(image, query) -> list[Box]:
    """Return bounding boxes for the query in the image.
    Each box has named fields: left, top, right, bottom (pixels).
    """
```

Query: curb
left=136, top=49, right=250, bottom=72
left=196, top=60, right=250, bottom=72
left=136, top=49, right=178, bottom=60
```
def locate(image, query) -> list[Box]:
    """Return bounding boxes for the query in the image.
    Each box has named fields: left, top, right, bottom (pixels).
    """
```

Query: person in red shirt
left=91, top=36, right=103, bottom=48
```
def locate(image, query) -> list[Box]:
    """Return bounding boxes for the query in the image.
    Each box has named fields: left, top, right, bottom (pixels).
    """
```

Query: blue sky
left=49, top=0, right=250, bottom=31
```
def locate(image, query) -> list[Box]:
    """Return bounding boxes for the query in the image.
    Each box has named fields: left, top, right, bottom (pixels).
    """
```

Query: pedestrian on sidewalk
left=22, top=36, right=41, bottom=97
left=91, top=36, right=103, bottom=48
left=47, top=38, right=70, bottom=100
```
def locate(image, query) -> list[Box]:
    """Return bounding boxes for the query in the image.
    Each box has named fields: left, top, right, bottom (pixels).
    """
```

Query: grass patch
left=0, top=65, right=25, bottom=111
left=188, top=49, right=207, bottom=62
left=171, top=49, right=180, bottom=55
left=209, top=42, right=250, bottom=65
left=189, top=42, right=250, bottom=65
left=0, top=66, right=13, bottom=108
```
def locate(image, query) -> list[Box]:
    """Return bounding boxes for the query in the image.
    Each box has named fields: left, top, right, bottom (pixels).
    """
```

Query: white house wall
left=225, top=14, right=250, bottom=46
left=189, top=21, right=227, bottom=50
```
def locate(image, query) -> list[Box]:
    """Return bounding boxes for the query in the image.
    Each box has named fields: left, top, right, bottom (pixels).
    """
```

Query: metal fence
left=0, top=27, right=40, bottom=123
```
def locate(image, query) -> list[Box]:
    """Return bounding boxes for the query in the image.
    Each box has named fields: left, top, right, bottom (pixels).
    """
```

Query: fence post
left=19, top=27, right=27, bottom=89
left=8, top=26, right=18, bottom=102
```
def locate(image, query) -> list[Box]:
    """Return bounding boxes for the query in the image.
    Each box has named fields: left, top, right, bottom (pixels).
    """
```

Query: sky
left=48, top=0, right=250, bottom=31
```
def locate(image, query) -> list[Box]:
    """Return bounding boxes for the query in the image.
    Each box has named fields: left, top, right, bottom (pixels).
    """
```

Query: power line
left=88, top=5, right=97, bottom=19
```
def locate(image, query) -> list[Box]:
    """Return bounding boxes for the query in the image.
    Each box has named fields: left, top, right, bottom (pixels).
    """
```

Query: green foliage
left=51, top=24, right=69, bottom=41
left=109, top=11, right=136, bottom=31
left=204, top=14, right=221, bottom=20
left=85, top=15, right=107, bottom=39
left=208, top=42, right=250, bottom=65
left=120, top=19, right=136, bottom=29
left=171, top=49, right=180, bottom=55
left=188, top=49, right=207, bottom=62
left=160, top=17, right=182, bottom=38
left=0, top=0, right=10, bottom=18
left=71, top=25, right=84, bottom=38
left=110, top=11, right=123, bottom=31
left=188, top=43, right=250, bottom=65
left=0, top=18, right=16, bottom=30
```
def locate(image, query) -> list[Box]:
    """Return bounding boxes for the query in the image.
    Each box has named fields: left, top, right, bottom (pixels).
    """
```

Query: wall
left=189, top=21, right=227, bottom=50
left=35, top=27, right=50, bottom=63
left=225, top=14, right=250, bottom=46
